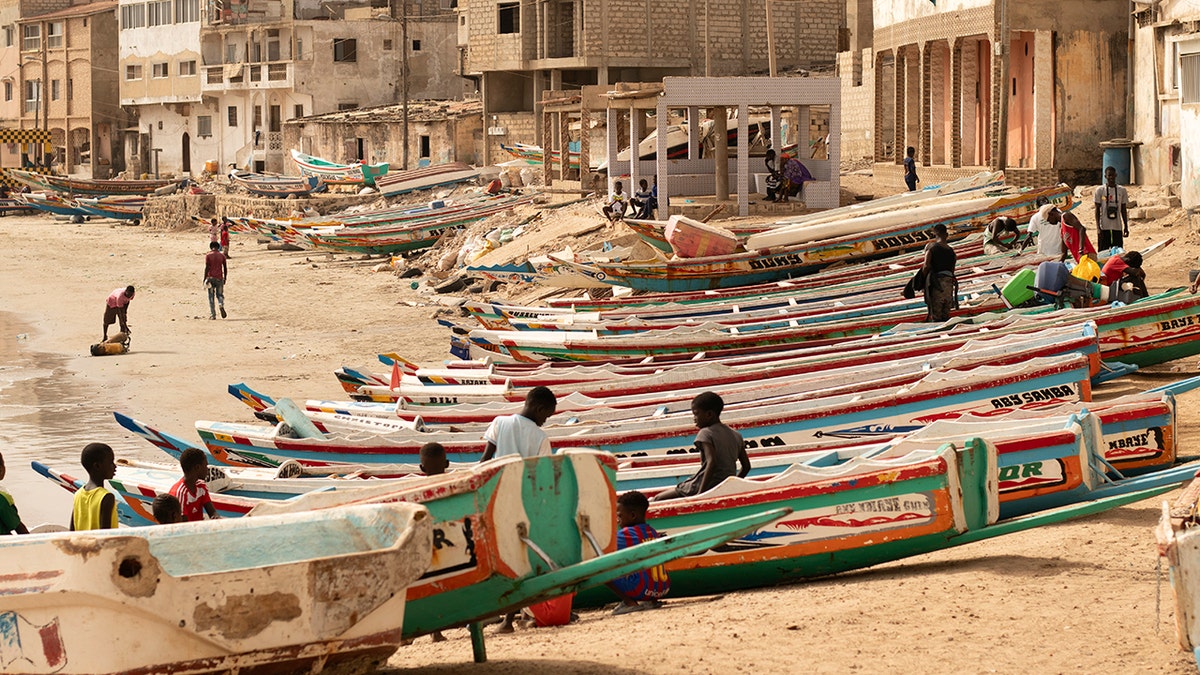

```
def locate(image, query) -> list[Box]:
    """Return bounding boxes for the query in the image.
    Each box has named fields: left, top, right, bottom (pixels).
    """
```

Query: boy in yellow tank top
left=70, top=442, right=117, bottom=530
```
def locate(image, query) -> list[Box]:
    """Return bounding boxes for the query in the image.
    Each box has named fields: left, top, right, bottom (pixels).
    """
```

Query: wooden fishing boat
left=1155, top=481, right=1200, bottom=668
left=74, top=382, right=1190, bottom=530
left=466, top=289, right=1200, bottom=365
left=15, top=192, right=89, bottom=217
left=40, top=449, right=786, bottom=644
left=0, top=197, right=36, bottom=215
left=156, top=354, right=1092, bottom=468
left=374, top=162, right=480, bottom=198
left=290, top=149, right=389, bottom=186
left=243, top=193, right=536, bottom=255
left=231, top=173, right=327, bottom=198
left=500, top=142, right=582, bottom=170
left=8, top=169, right=184, bottom=196
left=345, top=320, right=1089, bottom=394
left=0, top=501, right=433, bottom=674
left=574, top=438, right=1183, bottom=606
left=547, top=185, right=1071, bottom=292
left=331, top=325, right=1100, bottom=410
left=74, top=196, right=146, bottom=222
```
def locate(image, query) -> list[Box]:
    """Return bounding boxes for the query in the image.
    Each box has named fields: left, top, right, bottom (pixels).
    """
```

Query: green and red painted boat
left=576, top=437, right=1189, bottom=605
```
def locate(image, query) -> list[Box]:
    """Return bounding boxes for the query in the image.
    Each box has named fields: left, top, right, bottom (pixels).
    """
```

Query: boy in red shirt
left=170, top=448, right=218, bottom=522
left=204, top=241, right=228, bottom=320
left=1059, top=212, right=1097, bottom=263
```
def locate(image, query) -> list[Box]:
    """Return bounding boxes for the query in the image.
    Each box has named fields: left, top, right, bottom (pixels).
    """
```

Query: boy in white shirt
left=481, top=386, right=557, bottom=634
left=480, top=386, right=557, bottom=461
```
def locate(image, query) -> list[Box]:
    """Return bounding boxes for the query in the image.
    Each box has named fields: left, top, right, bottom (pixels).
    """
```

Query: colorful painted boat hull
left=8, top=169, right=183, bottom=196
left=576, top=438, right=1181, bottom=606
left=290, top=149, right=389, bottom=186
left=551, top=185, right=1071, bottom=292
left=0, top=502, right=432, bottom=674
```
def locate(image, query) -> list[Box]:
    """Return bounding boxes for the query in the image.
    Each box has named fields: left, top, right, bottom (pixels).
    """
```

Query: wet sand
left=1, top=214, right=1197, bottom=673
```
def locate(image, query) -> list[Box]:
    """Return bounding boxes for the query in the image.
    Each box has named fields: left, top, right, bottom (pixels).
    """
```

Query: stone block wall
left=145, top=191, right=389, bottom=229
left=487, top=111, right=536, bottom=163
left=142, top=194, right=217, bottom=230
left=839, top=48, right=875, bottom=161
left=874, top=162, right=1063, bottom=192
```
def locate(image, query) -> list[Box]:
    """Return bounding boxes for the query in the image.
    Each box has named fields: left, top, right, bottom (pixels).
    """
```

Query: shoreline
left=0, top=214, right=1197, bottom=672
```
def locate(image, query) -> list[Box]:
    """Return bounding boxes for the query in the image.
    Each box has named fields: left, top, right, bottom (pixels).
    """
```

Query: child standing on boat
left=609, top=491, right=670, bottom=615
left=170, top=448, right=219, bottom=522
left=653, top=392, right=751, bottom=502
left=0, top=452, right=29, bottom=535
left=479, top=387, right=556, bottom=461
left=70, top=442, right=117, bottom=530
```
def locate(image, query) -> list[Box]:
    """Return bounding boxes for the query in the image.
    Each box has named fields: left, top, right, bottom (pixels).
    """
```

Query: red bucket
left=527, top=593, right=574, bottom=627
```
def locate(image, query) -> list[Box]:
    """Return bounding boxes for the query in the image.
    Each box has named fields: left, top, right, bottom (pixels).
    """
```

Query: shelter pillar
left=656, top=99, right=669, bottom=215
left=713, top=105, right=728, bottom=201
left=687, top=107, right=702, bottom=159
left=606, top=106, right=619, bottom=193
left=770, top=105, right=782, bottom=152
left=951, top=38, right=963, bottom=168
left=736, top=103, right=748, bottom=216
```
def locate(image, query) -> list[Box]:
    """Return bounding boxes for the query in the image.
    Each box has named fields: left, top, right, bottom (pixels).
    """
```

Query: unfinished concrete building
left=283, top=98, right=484, bottom=172
left=865, top=0, right=1128, bottom=190
left=198, top=0, right=460, bottom=173
left=460, top=0, right=844, bottom=165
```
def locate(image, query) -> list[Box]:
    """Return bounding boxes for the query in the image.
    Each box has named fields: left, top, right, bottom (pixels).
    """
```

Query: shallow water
left=0, top=311, right=150, bottom=527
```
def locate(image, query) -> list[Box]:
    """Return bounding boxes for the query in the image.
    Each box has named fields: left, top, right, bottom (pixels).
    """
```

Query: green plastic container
left=1002, top=268, right=1037, bottom=306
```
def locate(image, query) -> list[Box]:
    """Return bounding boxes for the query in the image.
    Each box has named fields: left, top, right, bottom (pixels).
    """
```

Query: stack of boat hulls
left=6, top=169, right=186, bottom=223
left=4, top=151, right=488, bottom=239
left=15, top=170, right=1200, bottom=673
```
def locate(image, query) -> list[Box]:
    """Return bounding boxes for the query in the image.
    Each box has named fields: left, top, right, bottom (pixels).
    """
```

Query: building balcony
left=202, top=61, right=292, bottom=91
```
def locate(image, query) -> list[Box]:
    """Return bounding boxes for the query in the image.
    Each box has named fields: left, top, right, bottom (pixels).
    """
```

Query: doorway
left=182, top=132, right=191, bottom=173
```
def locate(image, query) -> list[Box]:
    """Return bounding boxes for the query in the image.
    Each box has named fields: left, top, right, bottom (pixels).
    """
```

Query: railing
left=203, top=61, right=292, bottom=89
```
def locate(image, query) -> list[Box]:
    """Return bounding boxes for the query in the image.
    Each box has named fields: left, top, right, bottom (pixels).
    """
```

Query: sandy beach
left=2, top=206, right=1199, bottom=673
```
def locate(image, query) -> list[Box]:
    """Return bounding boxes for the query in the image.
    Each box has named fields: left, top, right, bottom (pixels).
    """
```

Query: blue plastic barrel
left=1102, top=146, right=1132, bottom=185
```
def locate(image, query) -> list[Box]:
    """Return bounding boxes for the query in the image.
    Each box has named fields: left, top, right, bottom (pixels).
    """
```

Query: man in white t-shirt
left=1093, top=166, right=1129, bottom=251
left=480, top=386, right=557, bottom=461
left=1030, top=204, right=1063, bottom=257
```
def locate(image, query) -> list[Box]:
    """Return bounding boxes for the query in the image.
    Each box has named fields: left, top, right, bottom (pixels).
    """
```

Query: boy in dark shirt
left=653, top=392, right=751, bottom=501
left=609, top=491, right=670, bottom=615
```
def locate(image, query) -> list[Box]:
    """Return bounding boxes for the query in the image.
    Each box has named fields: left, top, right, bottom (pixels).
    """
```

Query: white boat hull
left=0, top=503, right=431, bottom=674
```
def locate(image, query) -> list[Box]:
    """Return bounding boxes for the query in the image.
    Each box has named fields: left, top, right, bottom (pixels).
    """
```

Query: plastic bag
left=1070, top=256, right=1101, bottom=284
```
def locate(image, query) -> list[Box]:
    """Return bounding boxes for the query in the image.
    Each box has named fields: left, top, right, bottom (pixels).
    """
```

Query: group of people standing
left=913, top=164, right=1151, bottom=323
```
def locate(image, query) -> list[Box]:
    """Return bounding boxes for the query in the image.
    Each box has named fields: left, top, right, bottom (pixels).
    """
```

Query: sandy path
left=0, top=213, right=1197, bottom=673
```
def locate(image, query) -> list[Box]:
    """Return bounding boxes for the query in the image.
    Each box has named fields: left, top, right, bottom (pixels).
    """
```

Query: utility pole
left=401, top=0, right=410, bottom=170
left=994, top=0, right=1008, bottom=173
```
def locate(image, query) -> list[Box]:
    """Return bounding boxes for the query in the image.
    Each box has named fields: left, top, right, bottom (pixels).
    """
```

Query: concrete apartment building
left=1131, top=1, right=1200, bottom=209
left=119, top=0, right=215, bottom=176
left=9, top=0, right=125, bottom=177
left=189, top=0, right=460, bottom=174
left=842, top=0, right=1128, bottom=190
left=459, top=0, right=843, bottom=164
